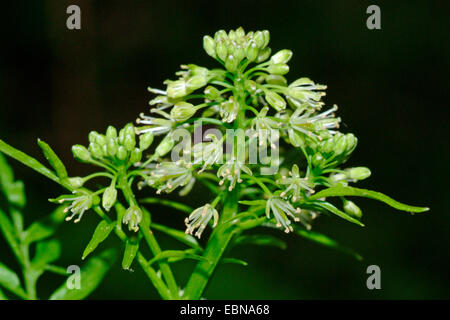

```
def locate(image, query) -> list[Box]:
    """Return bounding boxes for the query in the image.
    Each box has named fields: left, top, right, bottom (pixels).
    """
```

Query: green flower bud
left=68, top=177, right=84, bottom=189
left=225, top=54, right=239, bottom=72
left=102, top=185, right=117, bottom=212
left=107, top=137, right=118, bottom=157
left=271, top=49, right=293, bottom=64
left=124, top=134, right=136, bottom=152
left=118, top=128, right=125, bottom=145
left=155, top=135, right=175, bottom=157
left=88, top=142, right=103, bottom=159
left=139, top=132, right=154, bottom=150
left=216, top=40, right=228, bottom=61
left=343, top=200, right=362, bottom=219
left=312, top=153, right=324, bottom=167
left=265, top=75, right=287, bottom=86
left=171, top=102, right=197, bottom=122
left=267, top=63, right=289, bottom=75
left=129, top=148, right=142, bottom=164
left=106, top=126, right=117, bottom=139
left=329, top=173, right=348, bottom=186
left=256, top=47, right=271, bottom=63
left=262, top=30, right=270, bottom=48
left=246, top=41, right=259, bottom=62
left=72, top=145, right=91, bottom=162
left=235, top=26, right=245, bottom=38
left=167, top=79, right=187, bottom=98
left=88, top=131, right=100, bottom=144
left=244, top=79, right=257, bottom=94
left=123, top=205, right=142, bottom=232
left=95, top=134, right=107, bottom=147
left=186, top=75, right=207, bottom=91
left=233, top=44, right=246, bottom=62
left=265, top=90, right=286, bottom=111
left=346, top=167, right=371, bottom=181
left=253, top=31, right=265, bottom=48
left=117, top=146, right=128, bottom=161
left=334, top=135, right=348, bottom=155
left=204, top=86, right=220, bottom=100
left=344, top=133, right=358, bottom=153
left=203, top=35, right=216, bottom=58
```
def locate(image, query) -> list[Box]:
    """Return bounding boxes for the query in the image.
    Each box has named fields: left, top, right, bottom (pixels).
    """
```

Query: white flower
left=185, top=204, right=219, bottom=238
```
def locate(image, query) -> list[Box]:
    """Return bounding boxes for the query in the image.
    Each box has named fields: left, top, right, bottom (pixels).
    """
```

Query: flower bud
left=129, top=148, right=142, bottom=164
left=203, top=35, right=216, bottom=58
left=88, top=142, right=103, bottom=159
left=246, top=41, right=259, bottom=62
left=167, top=79, right=187, bottom=98
left=102, top=185, right=117, bottom=212
left=271, top=49, right=293, bottom=64
left=118, top=128, right=125, bottom=145
left=265, top=75, right=287, bottom=86
left=244, top=79, right=257, bottom=94
left=235, top=26, right=245, bottom=38
left=265, top=91, right=286, bottom=111
left=234, top=44, right=246, bottom=62
left=312, top=153, right=324, bottom=167
left=95, top=134, right=107, bottom=147
left=334, top=135, right=348, bottom=155
left=117, top=146, right=128, bottom=161
left=216, top=40, right=228, bottom=61
left=344, top=133, right=358, bottom=153
left=329, top=173, right=348, bottom=186
left=123, top=205, right=142, bottom=232
left=267, top=63, right=289, bottom=75
left=343, top=200, right=362, bottom=219
left=346, top=167, right=371, bottom=181
left=186, top=75, right=207, bottom=92
left=68, top=177, right=84, bottom=189
left=170, top=102, right=197, bottom=122
left=262, top=30, right=270, bottom=48
left=256, top=47, right=271, bottom=63
left=204, top=86, right=220, bottom=100
left=72, top=145, right=91, bottom=162
left=124, top=134, right=136, bottom=151
left=106, top=126, right=117, bottom=139
left=225, top=54, right=239, bottom=72
left=107, top=137, right=118, bottom=157
left=253, top=31, right=265, bottom=48
left=155, top=135, right=175, bottom=157
left=88, top=131, right=100, bottom=144
left=139, top=132, right=154, bottom=150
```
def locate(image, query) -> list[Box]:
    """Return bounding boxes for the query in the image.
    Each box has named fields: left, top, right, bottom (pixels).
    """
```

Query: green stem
left=118, top=173, right=179, bottom=299
left=182, top=186, right=239, bottom=299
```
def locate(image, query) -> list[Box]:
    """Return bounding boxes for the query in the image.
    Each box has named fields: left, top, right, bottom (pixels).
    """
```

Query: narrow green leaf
left=82, top=220, right=115, bottom=260
left=221, top=258, right=248, bottom=266
left=0, top=153, right=26, bottom=208
left=151, top=222, right=202, bottom=251
left=233, top=234, right=287, bottom=250
left=0, top=262, right=27, bottom=299
left=309, top=186, right=429, bottom=213
left=122, top=239, right=140, bottom=270
left=0, top=287, right=8, bottom=300
left=50, top=248, right=117, bottom=300
left=314, top=201, right=365, bottom=226
left=140, top=197, right=193, bottom=214
left=23, top=206, right=66, bottom=245
left=0, top=140, right=72, bottom=190
left=37, top=139, right=68, bottom=180
left=239, top=200, right=267, bottom=206
left=0, top=208, right=22, bottom=261
left=31, top=239, right=61, bottom=270
left=148, top=250, right=211, bottom=266
left=295, top=229, right=362, bottom=261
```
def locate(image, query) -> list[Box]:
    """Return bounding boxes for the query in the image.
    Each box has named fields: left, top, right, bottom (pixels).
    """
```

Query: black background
left=0, top=0, right=448, bottom=299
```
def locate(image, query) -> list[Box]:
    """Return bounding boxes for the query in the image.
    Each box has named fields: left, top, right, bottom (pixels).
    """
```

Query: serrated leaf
left=148, top=250, right=212, bottom=266
left=37, top=139, right=68, bottom=180
left=23, top=206, right=66, bottom=245
left=309, top=186, right=429, bottom=213
left=151, top=222, right=202, bottom=251
left=50, top=248, right=117, bottom=300
left=31, top=239, right=61, bottom=270
left=315, top=201, right=365, bottom=226
left=233, top=234, right=287, bottom=250
left=295, top=229, right=362, bottom=261
left=82, top=220, right=115, bottom=260
left=221, top=258, right=248, bottom=266
left=0, top=262, right=26, bottom=299
left=122, top=238, right=140, bottom=270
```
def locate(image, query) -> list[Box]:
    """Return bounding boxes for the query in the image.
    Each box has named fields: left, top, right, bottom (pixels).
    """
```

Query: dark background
left=0, top=0, right=448, bottom=299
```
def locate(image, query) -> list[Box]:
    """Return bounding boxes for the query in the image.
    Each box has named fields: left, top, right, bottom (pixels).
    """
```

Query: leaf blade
left=82, top=220, right=115, bottom=260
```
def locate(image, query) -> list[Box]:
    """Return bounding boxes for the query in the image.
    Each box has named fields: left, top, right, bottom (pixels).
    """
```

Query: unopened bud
left=271, top=49, right=293, bottom=64
left=129, top=148, right=142, bottom=164
left=72, top=145, right=91, bottom=162
left=171, top=102, right=197, bottom=122
left=68, top=177, right=84, bottom=189
left=139, top=132, right=154, bottom=150
left=267, top=63, right=289, bottom=75
left=265, top=91, right=286, bottom=111
left=203, top=35, right=216, bottom=58
left=102, top=185, right=117, bottom=212
left=346, top=167, right=371, bottom=181
left=343, top=200, right=362, bottom=219
left=204, top=86, right=220, bottom=100
left=155, top=135, right=175, bottom=157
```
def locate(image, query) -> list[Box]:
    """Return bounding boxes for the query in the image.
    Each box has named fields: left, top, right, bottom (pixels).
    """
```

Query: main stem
left=183, top=72, right=247, bottom=299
